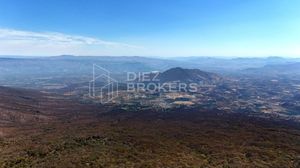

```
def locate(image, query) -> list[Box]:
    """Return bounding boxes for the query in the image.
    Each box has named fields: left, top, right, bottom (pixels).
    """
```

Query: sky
left=0, top=0, right=299, bottom=57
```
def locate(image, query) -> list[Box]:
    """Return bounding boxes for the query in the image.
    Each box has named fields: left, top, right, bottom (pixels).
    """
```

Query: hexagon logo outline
left=89, top=64, right=118, bottom=103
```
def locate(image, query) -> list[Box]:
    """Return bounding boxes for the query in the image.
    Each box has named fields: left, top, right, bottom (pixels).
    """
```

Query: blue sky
left=0, top=0, right=299, bottom=57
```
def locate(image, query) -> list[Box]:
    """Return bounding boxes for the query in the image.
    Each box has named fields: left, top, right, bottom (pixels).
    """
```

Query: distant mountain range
left=0, top=55, right=299, bottom=77
left=0, top=55, right=300, bottom=88
left=242, top=62, right=300, bottom=77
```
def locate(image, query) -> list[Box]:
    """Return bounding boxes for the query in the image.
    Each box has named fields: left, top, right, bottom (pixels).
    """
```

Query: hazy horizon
left=1, top=55, right=300, bottom=59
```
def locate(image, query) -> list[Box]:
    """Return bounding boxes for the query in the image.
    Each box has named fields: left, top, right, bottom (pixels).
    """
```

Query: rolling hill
left=157, top=67, right=222, bottom=84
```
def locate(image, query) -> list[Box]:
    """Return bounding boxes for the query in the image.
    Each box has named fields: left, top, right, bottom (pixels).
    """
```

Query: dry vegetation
left=1, top=106, right=300, bottom=168
left=0, top=86, right=299, bottom=167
